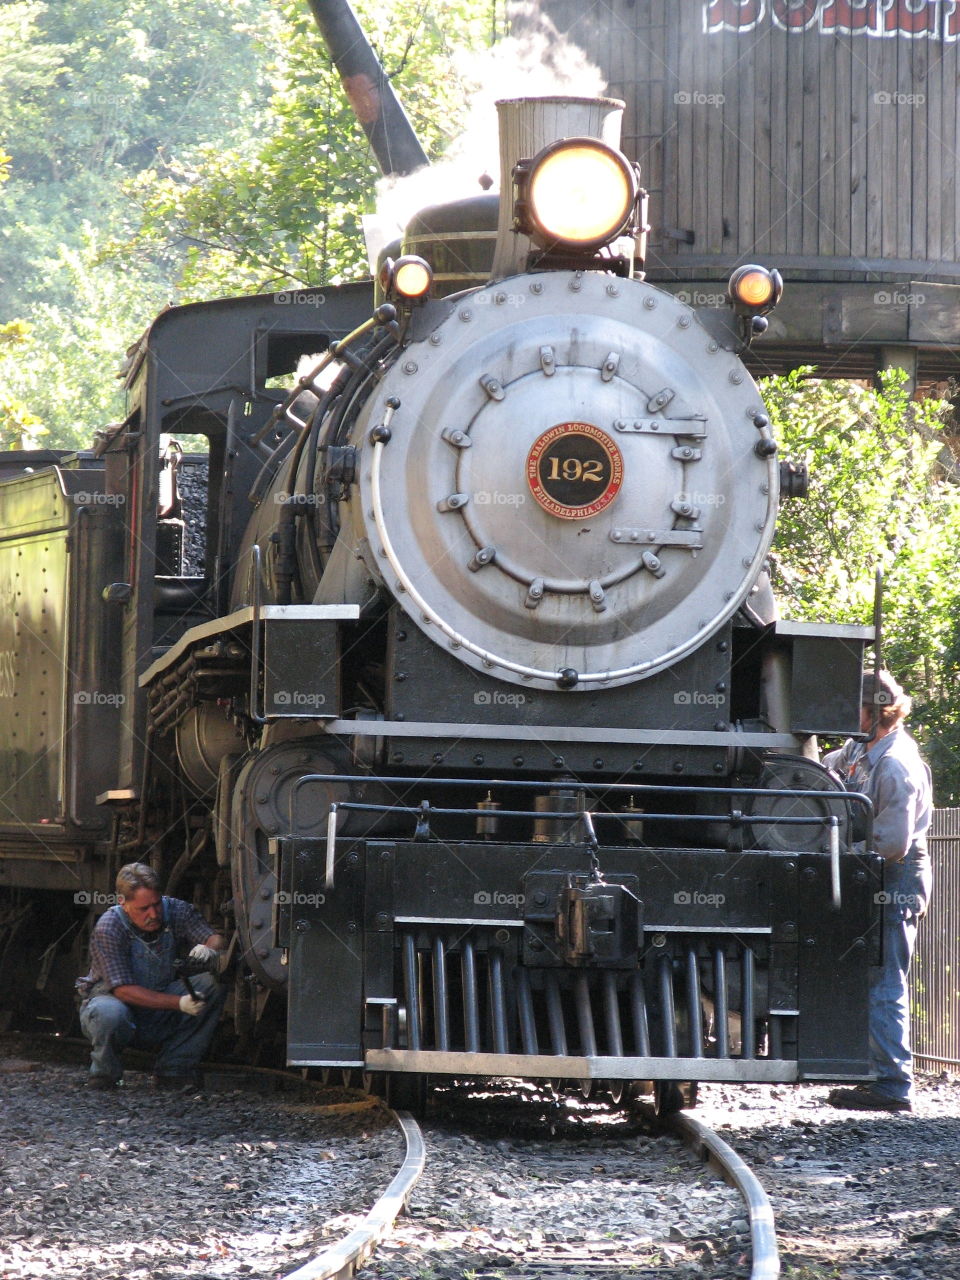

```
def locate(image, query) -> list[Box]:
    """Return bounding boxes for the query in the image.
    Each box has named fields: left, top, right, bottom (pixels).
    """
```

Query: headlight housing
left=515, top=138, right=639, bottom=253
left=727, top=264, right=783, bottom=315
left=379, top=254, right=433, bottom=301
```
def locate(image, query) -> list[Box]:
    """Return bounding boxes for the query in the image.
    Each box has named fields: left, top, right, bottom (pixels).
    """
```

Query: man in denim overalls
left=822, top=670, right=932, bottom=1113
left=78, top=862, right=226, bottom=1091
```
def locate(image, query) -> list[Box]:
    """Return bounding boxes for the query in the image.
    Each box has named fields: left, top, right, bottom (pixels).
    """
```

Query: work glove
left=179, top=994, right=205, bottom=1016
left=188, top=944, right=218, bottom=969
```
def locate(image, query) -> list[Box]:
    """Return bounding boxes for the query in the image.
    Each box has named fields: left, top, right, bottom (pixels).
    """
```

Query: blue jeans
left=80, top=972, right=225, bottom=1081
left=870, top=861, right=930, bottom=1103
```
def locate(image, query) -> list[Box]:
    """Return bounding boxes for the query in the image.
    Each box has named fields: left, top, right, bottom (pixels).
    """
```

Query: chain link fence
left=911, top=807, right=960, bottom=1069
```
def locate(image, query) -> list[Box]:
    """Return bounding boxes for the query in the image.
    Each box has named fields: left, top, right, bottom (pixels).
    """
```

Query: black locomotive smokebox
left=402, top=193, right=498, bottom=297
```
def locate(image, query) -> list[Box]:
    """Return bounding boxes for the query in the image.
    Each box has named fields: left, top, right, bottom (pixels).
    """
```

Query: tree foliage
left=0, top=0, right=279, bottom=447
left=1, top=0, right=495, bottom=442
left=124, top=0, right=498, bottom=297
left=764, top=369, right=960, bottom=800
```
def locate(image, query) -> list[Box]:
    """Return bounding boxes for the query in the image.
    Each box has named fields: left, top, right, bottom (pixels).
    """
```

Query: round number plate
left=526, top=422, right=624, bottom=520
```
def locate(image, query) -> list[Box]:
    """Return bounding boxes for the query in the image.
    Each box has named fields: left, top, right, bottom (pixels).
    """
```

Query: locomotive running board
left=364, top=1050, right=799, bottom=1082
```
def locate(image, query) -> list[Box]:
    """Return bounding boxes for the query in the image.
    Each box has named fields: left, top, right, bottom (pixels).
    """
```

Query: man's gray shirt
left=824, top=726, right=931, bottom=867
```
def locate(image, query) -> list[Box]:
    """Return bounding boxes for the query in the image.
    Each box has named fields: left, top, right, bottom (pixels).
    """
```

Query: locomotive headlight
left=393, top=255, right=433, bottom=299
left=379, top=254, right=433, bottom=302
left=516, top=138, right=638, bottom=252
left=727, top=264, right=783, bottom=314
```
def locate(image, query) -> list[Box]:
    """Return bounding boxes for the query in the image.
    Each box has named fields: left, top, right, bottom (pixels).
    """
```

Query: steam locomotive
left=0, top=10, right=882, bottom=1111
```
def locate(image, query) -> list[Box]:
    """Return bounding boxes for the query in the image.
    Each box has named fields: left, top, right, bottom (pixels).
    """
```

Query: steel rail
left=670, top=1113, right=780, bottom=1280
left=282, top=1109, right=426, bottom=1280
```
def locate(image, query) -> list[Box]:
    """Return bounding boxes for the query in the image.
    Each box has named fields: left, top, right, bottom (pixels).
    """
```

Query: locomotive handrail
left=286, top=767, right=875, bottom=810
left=290, top=770, right=875, bottom=907
left=829, top=816, right=842, bottom=910
left=306, top=799, right=866, bottom=829
left=248, top=544, right=265, bottom=725
left=325, top=803, right=337, bottom=890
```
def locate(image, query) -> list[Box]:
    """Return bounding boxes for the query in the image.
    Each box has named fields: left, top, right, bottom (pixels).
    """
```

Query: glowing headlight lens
left=727, top=264, right=783, bottom=313
left=524, top=140, right=637, bottom=251
left=393, top=255, right=433, bottom=299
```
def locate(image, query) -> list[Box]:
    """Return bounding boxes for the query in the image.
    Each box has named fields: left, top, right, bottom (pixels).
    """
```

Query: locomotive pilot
left=77, top=862, right=226, bottom=1092
left=822, top=670, right=932, bottom=1113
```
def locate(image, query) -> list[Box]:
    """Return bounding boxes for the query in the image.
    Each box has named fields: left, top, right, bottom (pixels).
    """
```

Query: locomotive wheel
left=653, top=1080, right=698, bottom=1116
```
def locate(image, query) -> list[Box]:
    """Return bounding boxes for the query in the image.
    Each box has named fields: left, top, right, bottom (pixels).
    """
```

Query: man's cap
left=862, top=668, right=905, bottom=707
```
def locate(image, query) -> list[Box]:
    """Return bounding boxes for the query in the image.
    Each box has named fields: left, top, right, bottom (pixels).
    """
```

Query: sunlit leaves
left=765, top=368, right=960, bottom=798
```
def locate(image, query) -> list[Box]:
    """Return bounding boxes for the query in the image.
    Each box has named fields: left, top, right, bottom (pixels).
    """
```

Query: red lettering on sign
left=771, top=0, right=819, bottom=29
left=705, top=0, right=959, bottom=37
left=703, top=0, right=766, bottom=33
left=882, top=0, right=937, bottom=36
left=818, top=1, right=881, bottom=34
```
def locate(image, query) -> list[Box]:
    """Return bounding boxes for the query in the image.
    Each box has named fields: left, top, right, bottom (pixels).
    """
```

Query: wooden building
left=524, top=0, right=960, bottom=382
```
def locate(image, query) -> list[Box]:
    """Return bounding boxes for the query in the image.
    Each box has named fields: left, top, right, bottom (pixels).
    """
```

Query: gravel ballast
left=3, top=1048, right=960, bottom=1280
left=0, top=1055, right=400, bottom=1280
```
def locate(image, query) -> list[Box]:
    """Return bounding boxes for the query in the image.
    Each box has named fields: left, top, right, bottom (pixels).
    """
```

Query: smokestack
left=305, top=0, right=429, bottom=177
left=490, top=96, right=625, bottom=281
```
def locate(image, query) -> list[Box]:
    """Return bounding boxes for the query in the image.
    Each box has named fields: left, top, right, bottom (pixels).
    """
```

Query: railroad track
left=0, top=1035, right=776, bottom=1280
left=668, top=1111, right=779, bottom=1280
left=283, top=1108, right=425, bottom=1280
left=331, top=1081, right=782, bottom=1280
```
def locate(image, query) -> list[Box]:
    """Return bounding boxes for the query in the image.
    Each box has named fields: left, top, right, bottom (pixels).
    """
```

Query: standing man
left=78, top=862, right=226, bottom=1092
left=824, top=669, right=932, bottom=1113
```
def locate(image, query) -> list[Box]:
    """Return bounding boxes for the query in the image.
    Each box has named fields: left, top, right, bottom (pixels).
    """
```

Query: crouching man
left=78, top=861, right=226, bottom=1092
